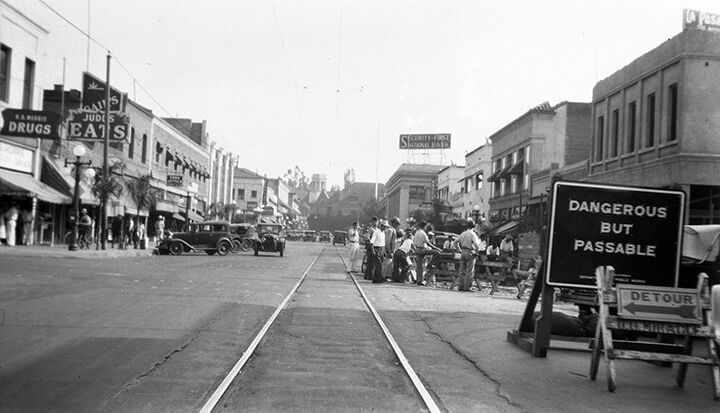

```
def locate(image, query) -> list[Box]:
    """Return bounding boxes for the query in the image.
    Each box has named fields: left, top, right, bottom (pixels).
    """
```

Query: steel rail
left=337, top=248, right=442, bottom=413
left=198, top=252, right=321, bottom=413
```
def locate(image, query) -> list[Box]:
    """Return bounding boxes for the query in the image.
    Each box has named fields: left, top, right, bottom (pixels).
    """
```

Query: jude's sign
left=545, top=182, right=685, bottom=288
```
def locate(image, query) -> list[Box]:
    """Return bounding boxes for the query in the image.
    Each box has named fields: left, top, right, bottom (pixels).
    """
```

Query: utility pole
left=101, top=52, right=110, bottom=249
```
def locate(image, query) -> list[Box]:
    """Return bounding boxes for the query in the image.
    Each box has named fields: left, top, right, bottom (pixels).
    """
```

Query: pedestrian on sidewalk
left=412, top=221, right=441, bottom=286
left=363, top=217, right=378, bottom=280
left=4, top=204, right=19, bottom=246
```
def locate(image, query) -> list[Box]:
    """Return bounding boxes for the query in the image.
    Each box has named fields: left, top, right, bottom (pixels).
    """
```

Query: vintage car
left=333, top=230, right=347, bottom=246
left=230, top=223, right=256, bottom=251
left=285, top=230, right=304, bottom=241
left=302, top=230, right=317, bottom=242
left=157, top=220, right=235, bottom=256
left=319, top=230, right=333, bottom=243
left=252, top=223, right=286, bottom=257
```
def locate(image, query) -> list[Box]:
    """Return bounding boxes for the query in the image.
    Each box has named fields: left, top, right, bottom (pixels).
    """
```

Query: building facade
left=384, top=163, right=445, bottom=225
left=488, top=101, right=591, bottom=224
left=587, top=28, right=720, bottom=225
left=462, top=143, right=492, bottom=222
left=435, top=164, right=464, bottom=220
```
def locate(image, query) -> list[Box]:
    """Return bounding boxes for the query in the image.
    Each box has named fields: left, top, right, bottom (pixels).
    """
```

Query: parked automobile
left=431, top=231, right=459, bottom=250
left=285, top=230, right=304, bottom=241
left=157, top=220, right=234, bottom=256
left=252, top=223, right=286, bottom=257
left=333, top=230, right=347, bottom=246
left=303, top=230, right=316, bottom=242
left=230, top=223, right=256, bottom=252
left=319, top=231, right=333, bottom=243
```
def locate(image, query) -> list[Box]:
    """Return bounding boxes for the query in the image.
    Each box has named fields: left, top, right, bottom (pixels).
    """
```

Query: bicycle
left=63, top=230, right=93, bottom=249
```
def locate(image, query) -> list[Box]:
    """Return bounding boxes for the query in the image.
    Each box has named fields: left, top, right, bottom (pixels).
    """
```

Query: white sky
left=19, top=0, right=720, bottom=187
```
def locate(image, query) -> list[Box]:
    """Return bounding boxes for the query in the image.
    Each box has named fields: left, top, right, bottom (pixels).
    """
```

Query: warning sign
left=616, top=284, right=702, bottom=324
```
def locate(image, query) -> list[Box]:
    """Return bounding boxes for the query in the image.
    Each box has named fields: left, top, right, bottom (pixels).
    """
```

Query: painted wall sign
left=545, top=181, right=685, bottom=288
left=66, top=110, right=129, bottom=141
left=0, top=141, right=33, bottom=173
left=616, top=284, right=702, bottom=324
left=1, top=109, right=61, bottom=140
left=82, top=72, right=127, bottom=112
left=166, top=174, right=184, bottom=187
left=399, top=134, right=451, bottom=150
left=683, top=9, right=720, bottom=32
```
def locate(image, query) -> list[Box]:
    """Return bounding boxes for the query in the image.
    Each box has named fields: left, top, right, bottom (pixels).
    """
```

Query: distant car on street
left=319, top=231, right=333, bottom=243
left=157, top=220, right=235, bottom=256
left=252, top=223, right=286, bottom=257
left=333, top=230, right=347, bottom=246
left=302, top=230, right=316, bottom=242
left=230, top=223, right=256, bottom=251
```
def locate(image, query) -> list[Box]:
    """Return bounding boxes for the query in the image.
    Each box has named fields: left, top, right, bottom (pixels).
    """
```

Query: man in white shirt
left=347, top=222, right=360, bottom=272
left=412, top=221, right=442, bottom=285
left=500, top=234, right=515, bottom=257
left=453, top=218, right=485, bottom=291
left=370, top=219, right=387, bottom=283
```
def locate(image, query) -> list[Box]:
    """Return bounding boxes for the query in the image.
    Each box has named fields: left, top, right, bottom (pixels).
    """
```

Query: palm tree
left=127, top=174, right=161, bottom=249
left=91, top=170, right=123, bottom=250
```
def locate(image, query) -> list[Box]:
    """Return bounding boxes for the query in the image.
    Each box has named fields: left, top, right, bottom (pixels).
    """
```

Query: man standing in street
left=500, top=234, right=515, bottom=258
left=347, top=222, right=360, bottom=272
left=453, top=218, right=485, bottom=291
left=363, top=217, right=378, bottom=280
left=370, top=219, right=387, bottom=283
left=412, top=221, right=442, bottom=286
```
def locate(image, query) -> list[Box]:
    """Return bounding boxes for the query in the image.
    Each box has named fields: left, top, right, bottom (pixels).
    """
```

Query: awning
left=0, top=169, right=71, bottom=204
left=172, top=213, right=185, bottom=222
left=486, top=168, right=502, bottom=182
left=186, top=210, right=203, bottom=222
left=505, top=157, right=525, bottom=176
left=155, top=199, right=179, bottom=214
left=488, top=220, right=520, bottom=237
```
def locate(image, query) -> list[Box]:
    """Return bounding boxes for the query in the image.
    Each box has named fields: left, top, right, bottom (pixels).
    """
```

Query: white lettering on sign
left=617, top=285, right=701, bottom=324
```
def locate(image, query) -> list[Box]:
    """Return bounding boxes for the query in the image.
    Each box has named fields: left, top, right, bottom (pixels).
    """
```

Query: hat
left=80, top=208, right=88, bottom=214
left=158, top=216, right=165, bottom=220
left=390, top=216, right=401, bottom=226
left=379, top=219, right=389, bottom=227
left=466, top=217, right=475, bottom=226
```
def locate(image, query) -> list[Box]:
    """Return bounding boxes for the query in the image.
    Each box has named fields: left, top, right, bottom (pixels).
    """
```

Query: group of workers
left=346, top=216, right=516, bottom=290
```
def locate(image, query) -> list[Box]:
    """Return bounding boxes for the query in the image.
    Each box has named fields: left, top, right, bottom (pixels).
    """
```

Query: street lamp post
left=472, top=204, right=481, bottom=223
left=65, top=145, right=94, bottom=251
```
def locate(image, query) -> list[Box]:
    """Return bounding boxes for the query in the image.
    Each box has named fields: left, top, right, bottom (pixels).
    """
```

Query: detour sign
left=616, top=284, right=702, bottom=324
left=545, top=181, right=685, bottom=288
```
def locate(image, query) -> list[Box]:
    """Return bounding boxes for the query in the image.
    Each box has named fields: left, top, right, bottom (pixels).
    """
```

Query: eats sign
left=545, top=181, right=685, bottom=288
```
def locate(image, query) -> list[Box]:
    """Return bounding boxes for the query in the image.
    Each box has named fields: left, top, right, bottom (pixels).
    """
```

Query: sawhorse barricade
left=589, top=266, right=720, bottom=400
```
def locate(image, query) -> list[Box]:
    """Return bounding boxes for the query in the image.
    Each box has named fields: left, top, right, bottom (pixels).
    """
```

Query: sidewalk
left=0, top=243, right=154, bottom=259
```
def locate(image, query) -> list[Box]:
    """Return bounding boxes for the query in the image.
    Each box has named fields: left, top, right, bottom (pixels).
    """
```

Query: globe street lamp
left=65, top=145, right=94, bottom=251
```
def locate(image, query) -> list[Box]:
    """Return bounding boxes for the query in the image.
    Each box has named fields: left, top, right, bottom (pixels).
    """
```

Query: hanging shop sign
left=1, top=109, right=61, bottom=140
left=66, top=110, right=130, bottom=141
left=545, top=181, right=685, bottom=289
left=399, top=133, right=451, bottom=150
left=81, top=72, right=128, bottom=112
left=166, top=174, right=184, bottom=187
left=0, top=141, right=33, bottom=173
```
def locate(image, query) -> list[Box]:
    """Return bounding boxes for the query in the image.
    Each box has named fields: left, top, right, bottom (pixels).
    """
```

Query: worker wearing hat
left=154, top=215, right=166, bottom=244
left=369, top=219, right=388, bottom=283
left=452, top=217, right=485, bottom=291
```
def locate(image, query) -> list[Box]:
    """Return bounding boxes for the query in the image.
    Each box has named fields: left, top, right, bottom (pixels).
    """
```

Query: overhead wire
left=37, top=0, right=196, bottom=139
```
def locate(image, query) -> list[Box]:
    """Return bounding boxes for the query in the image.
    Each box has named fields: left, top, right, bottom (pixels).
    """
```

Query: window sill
left=659, top=140, right=678, bottom=149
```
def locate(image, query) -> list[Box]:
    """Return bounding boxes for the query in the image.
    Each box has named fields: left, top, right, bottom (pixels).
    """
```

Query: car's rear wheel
left=242, top=239, right=253, bottom=251
left=232, top=239, right=242, bottom=253
left=169, top=242, right=183, bottom=255
left=217, top=241, right=231, bottom=256
left=206, top=250, right=217, bottom=255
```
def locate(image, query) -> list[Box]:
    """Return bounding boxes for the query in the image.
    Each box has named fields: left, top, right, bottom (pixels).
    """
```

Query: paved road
left=0, top=243, right=717, bottom=412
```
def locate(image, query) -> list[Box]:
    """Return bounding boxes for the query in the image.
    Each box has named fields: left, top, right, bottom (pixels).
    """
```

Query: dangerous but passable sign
left=616, top=284, right=702, bottom=324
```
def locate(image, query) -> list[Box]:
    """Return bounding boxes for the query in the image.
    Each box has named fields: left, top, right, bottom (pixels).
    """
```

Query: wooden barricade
left=589, top=266, right=720, bottom=399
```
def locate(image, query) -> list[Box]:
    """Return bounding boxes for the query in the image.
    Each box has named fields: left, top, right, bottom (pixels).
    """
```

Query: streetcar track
left=199, top=246, right=440, bottom=413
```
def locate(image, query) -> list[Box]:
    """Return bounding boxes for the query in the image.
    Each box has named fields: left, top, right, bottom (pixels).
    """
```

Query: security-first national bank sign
left=545, top=182, right=685, bottom=288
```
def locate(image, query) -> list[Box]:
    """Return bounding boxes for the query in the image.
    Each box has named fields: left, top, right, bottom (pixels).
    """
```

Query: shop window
left=646, top=93, right=656, bottom=147
left=611, top=109, right=619, bottom=158
left=251, top=190, right=258, bottom=198
left=475, top=173, right=483, bottom=190
left=238, top=189, right=245, bottom=200
left=668, top=83, right=678, bottom=141
left=22, top=58, right=34, bottom=109
left=595, top=115, right=604, bottom=161
left=627, top=101, right=637, bottom=153
left=409, top=185, right=426, bottom=201
left=0, top=44, right=10, bottom=102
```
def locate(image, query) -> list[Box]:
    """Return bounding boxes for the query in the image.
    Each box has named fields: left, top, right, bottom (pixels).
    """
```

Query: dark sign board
left=1, top=109, right=61, bottom=140
left=399, top=133, right=451, bottom=150
left=683, top=9, right=720, bottom=32
left=82, top=72, right=128, bottom=112
left=166, top=174, right=183, bottom=187
left=66, top=110, right=129, bottom=141
left=545, top=181, right=685, bottom=288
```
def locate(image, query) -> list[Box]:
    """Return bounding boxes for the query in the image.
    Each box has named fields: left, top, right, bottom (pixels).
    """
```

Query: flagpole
left=102, top=52, right=110, bottom=249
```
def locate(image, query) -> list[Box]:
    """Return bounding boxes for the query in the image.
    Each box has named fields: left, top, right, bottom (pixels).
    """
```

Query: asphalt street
left=0, top=242, right=717, bottom=412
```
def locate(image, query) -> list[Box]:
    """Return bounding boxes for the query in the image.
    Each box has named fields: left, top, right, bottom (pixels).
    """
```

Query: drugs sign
left=616, top=285, right=702, bottom=324
left=545, top=181, right=685, bottom=288
left=1, top=109, right=61, bottom=140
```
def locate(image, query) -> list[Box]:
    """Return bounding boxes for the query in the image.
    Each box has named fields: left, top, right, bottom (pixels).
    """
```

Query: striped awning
left=0, top=169, right=71, bottom=204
